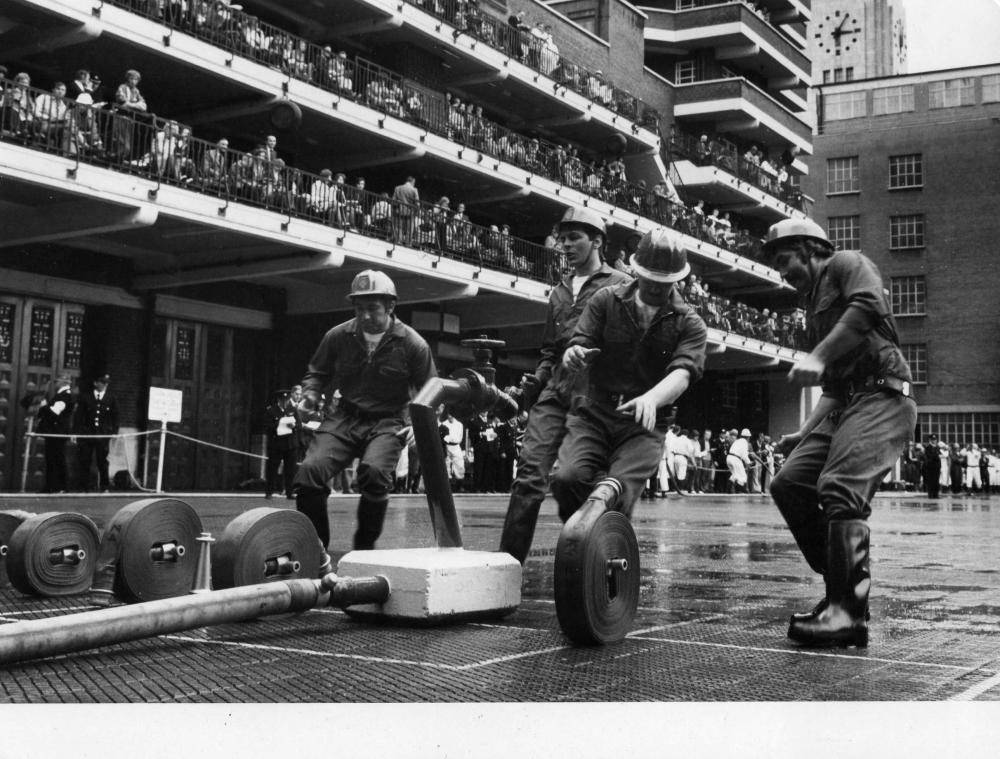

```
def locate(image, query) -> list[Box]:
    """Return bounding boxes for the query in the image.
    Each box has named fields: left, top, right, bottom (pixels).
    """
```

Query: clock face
left=813, top=10, right=862, bottom=55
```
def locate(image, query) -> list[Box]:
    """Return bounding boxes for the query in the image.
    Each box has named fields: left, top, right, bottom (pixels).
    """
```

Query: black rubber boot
left=353, top=498, right=389, bottom=550
left=295, top=489, right=330, bottom=549
left=774, top=499, right=827, bottom=576
left=788, top=520, right=870, bottom=648
left=499, top=493, right=542, bottom=564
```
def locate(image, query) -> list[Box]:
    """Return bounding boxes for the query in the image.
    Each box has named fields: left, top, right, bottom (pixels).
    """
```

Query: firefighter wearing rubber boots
left=293, top=270, right=437, bottom=570
left=498, top=207, right=631, bottom=563
left=763, top=218, right=916, bottom=648
left=551, top=228, right=707, bottom=523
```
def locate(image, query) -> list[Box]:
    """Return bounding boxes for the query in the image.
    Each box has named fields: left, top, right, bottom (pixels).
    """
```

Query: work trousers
left=294, top=411, right=404, bottom=546
left=551, top=398, right=666, bottom=521
left=77, top=438, right=111, bottom=491
left=770, top=391, right=916, bottom=571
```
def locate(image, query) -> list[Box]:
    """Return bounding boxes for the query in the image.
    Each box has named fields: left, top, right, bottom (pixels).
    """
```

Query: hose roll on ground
left=213, top=507, right=323, bottom=589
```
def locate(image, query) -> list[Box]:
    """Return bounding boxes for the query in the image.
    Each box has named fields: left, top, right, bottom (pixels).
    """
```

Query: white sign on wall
left=148, top=386, right=183, bottom=423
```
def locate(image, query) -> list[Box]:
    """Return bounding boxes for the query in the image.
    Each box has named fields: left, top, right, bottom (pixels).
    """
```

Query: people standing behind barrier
left=711, top=429, right=731, bottom=493
left=949, top=443, right=965, bottom=495
left=550, top=228, right=707, bottom=524
left=966, top=443, right=983, bottom=493
left=499, top=207, right=631, bottom=563
left=726, top=428, right=751, bottom=494
left=36, top=374, right=75, bottom=493
left=392, top=175, right=420, bottom=246
left=111, top=69, right=148, bottom=161
left=469, top=410, right=500, bottom=492
left=757, top=433, right=775, bottom=494
left=293, top=270, right=436, bottom=571
left=73, top=373, right=119, bottom=492
left=693, top=429, right=712, bottom=493
left=763, top=217, right=916, bottom=649
left=440, top=407, right=466, bottom=493
left=263, top=388, right=300, bottom=499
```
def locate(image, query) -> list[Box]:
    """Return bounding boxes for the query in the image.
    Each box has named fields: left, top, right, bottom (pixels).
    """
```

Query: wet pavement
left=0, top=490, right=999, bottom=702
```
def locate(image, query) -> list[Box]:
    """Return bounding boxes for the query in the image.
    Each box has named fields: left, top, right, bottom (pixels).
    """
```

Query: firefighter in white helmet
left=552, top=227, right=707, bottom=527
left=293, top=270, right=437, bottom=570
left=499, top=206, right=632, bottom=563
left=763, top=217, right=916, bottom=649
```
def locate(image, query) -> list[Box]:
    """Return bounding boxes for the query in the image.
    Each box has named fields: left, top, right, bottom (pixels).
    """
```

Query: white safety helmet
left=558, top=207, right=607, bottom=238
left=629, top=228, right=690, bottom=283
left=348, top=270, right=397, bottom=300
left=761, top=218, right=832, bottom=255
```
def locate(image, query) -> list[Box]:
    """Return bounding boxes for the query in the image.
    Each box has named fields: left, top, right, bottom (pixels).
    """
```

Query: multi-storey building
left=0, top=0, right=817, bottom=491
left=806, top=63, right=1000, bottom=449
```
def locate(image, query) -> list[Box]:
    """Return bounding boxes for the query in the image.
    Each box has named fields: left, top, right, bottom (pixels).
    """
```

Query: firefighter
left=293, top=270, right=437, bottom=571
left=498, top=207, right=632, bottom=563
left=763, top=218, right=916, bottom=648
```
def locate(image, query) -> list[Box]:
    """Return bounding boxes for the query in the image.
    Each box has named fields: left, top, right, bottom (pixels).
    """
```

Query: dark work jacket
left=301, top=316, right=437, bottom=418
left=567, top=281, right=708, bottom=399
left=806, top=250, right=912, bottom=398
left=535, top=263, right=632, bottom=391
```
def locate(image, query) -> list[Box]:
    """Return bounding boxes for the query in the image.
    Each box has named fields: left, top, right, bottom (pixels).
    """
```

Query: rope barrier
left=26, top=429, right=265, bottom=460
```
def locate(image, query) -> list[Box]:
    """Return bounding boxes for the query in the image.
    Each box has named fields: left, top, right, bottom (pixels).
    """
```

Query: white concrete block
left=336, top=547, right=521, bottom=623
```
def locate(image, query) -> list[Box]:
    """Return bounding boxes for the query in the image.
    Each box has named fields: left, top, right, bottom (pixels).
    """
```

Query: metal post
left=155, top=419, right=167, bottom=493
left=20, top=417, right=34, bottom=493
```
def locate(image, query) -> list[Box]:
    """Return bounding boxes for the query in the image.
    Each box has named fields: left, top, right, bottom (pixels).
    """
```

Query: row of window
left=827, top=154, right=922, bottom=194
left=824, top=74, right=1000, bottom=120
left=828, top=213, right=925, bottom=250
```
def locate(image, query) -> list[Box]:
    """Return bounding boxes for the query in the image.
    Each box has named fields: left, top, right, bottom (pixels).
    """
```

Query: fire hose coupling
left=49, top=546, right=86, bottom=566
left=150, top=541, right=185, bottom=561
left=321, top=572, right=392, bottom=608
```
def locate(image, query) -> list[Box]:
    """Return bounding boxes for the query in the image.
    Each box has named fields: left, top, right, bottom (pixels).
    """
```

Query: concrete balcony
left=671, top=76, right=812, bottom=157
left=642, top=4, right=810, bottom=91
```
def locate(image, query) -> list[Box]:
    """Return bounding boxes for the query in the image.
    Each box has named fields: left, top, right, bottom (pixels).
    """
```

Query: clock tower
left=809, top=0, right=907, bottom=83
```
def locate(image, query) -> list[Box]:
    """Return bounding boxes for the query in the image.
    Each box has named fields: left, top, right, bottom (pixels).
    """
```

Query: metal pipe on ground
left=0, top=575, right=389, bottom=666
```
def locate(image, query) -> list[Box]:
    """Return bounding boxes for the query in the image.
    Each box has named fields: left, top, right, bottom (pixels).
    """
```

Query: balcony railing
left=1, top=78, right=805, bottom=349
left=669, top=128, right=805, bottom=210
left=396, top=0, right=661, bottom=129
left=0, top=78, right=560, bottom=284
left=103, top=0, right=660, bottom=132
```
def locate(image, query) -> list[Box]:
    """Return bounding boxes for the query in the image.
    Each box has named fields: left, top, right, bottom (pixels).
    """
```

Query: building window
left=983, top=74, right=1000, bottom=103
left=919, top=412, right=1000, bottom=450
left=889, top=154, right=923, bottom=189
left=928, top=77, right=975, bottom=108
left=889, top=214, right=925, bottom=249
left=901, top=344, right=927, bottom=384
left=891, top=276, right=926, bottom=316
left=828, top=215, right=861, bottom=251
left=872, top=84, right=915, bottom=115
left=674, top=60, right=697, bottom=84
left=826, top=156, right=859, bottom=194
left=677, top=0, right=699, bottom=8
left=845, top=67, right=854, bottom=81
left=824, top=91, right=867, bottom=120
left=834, top=68, right=844, bottom=83
left=822, top=70, right=831, bottom=84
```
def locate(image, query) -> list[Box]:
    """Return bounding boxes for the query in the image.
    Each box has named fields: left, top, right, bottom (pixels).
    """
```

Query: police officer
left=75, top=373, right=119, bottom=492
left=293, top=271, right=437, bottom=569
left=36, top=374, right=75, bottom=493
left=263, top=388, right=300, bottom=499
left=552, top=228, right=708, bottom=522
left=499, top=207, right=631, bottom=563
left=922, top=434, right=941, bottom=498
left=763, top=218, right=917, bottom=648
